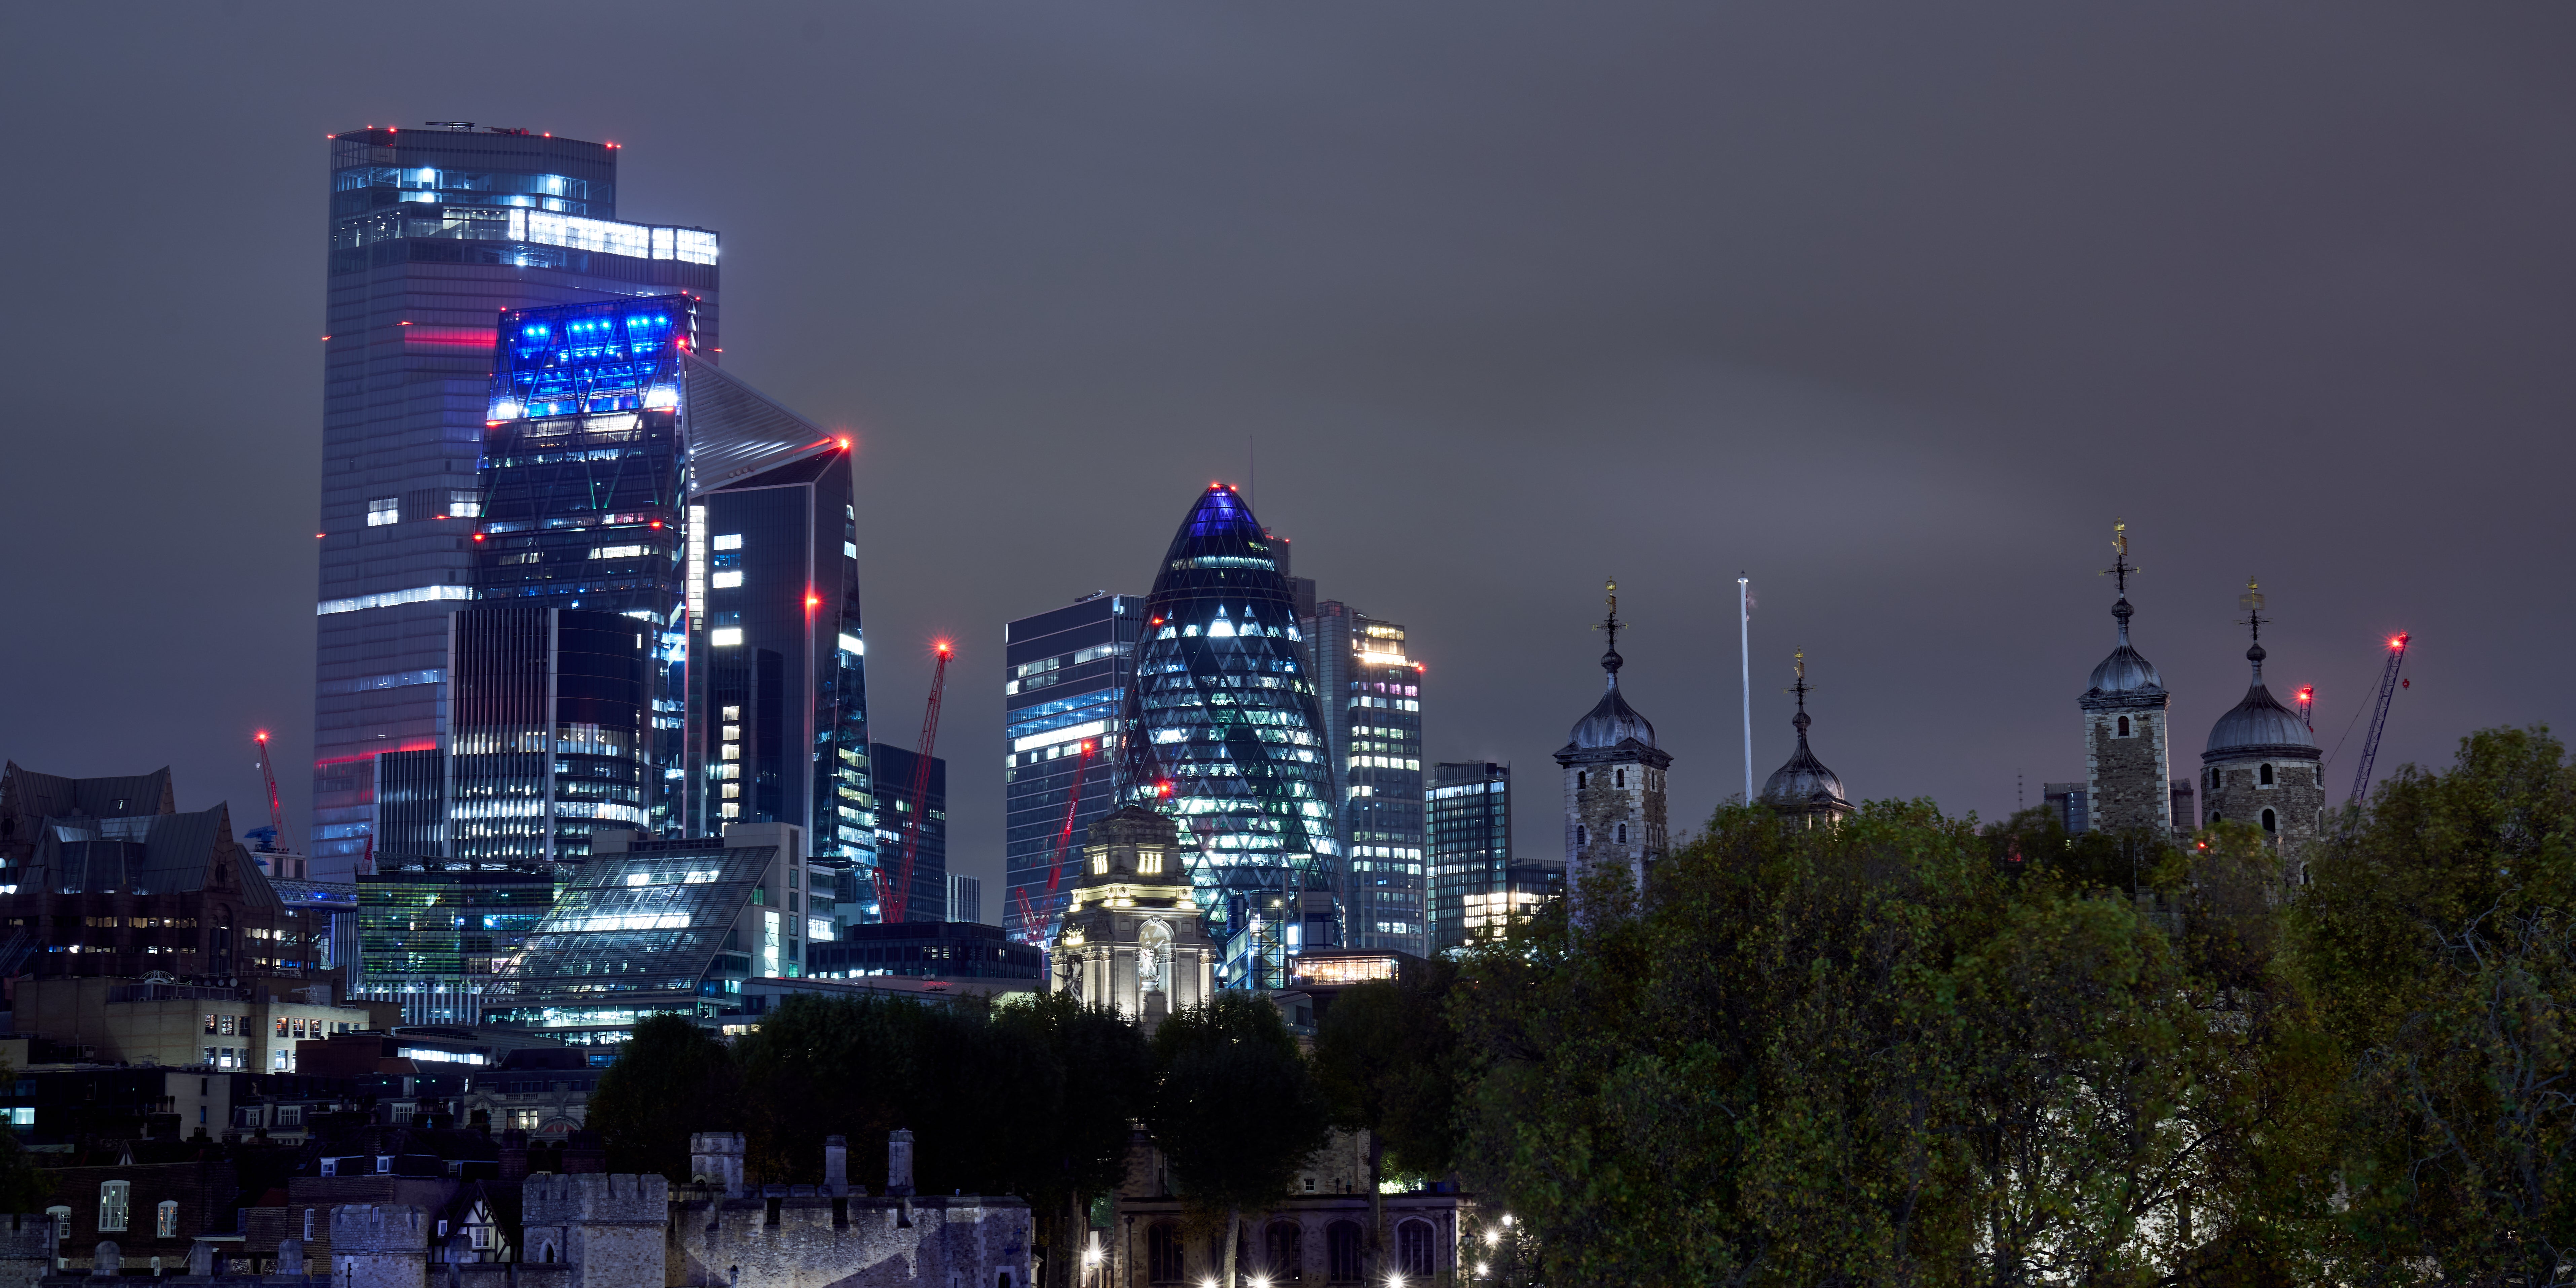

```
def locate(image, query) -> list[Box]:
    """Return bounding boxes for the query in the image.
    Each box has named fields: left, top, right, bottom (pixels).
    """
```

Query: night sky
left=5, top=4, right=2571, bottom=900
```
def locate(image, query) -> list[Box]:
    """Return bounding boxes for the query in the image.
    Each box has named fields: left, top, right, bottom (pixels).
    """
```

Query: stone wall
left=522, top=1174, right=666, bottom=1288
left=2202, top=755, right=2327, bottom=878
left=666, top=1190, right=1029, bottom=1288
left=2085, top=708, right=2172, bottom=834
left=0, top=1214, right=56, bottom=1288
left=330, top=1205, right=428, bottom=1288
left=1562, top=761, right=1668, bottom=900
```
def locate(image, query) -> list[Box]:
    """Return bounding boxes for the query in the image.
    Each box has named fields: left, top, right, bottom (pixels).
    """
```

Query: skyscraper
left=1303, top=603, right=1426, bottom=957
left=1002, top=593, right=1143, bottom=945
left=1118, top=485, right=1338, bottom=989
left=869, top=743, right=947, bottom=924
left=1426, top=761, right=1510, bottom=952
left=442, top=606, right=656, bottom=863
left=313, top=124, right=720, bottom=877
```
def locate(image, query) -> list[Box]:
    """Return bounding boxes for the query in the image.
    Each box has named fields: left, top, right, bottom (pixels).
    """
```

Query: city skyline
left=7, top=6, right=2571, bottom=915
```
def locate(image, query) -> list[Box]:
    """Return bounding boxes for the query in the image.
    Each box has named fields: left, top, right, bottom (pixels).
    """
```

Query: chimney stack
left=885, top=1129, right=914, bottom=1197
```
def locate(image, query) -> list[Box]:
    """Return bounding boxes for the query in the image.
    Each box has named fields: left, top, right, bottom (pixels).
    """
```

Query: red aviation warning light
left=2294, top=685, right=2314, bottom=731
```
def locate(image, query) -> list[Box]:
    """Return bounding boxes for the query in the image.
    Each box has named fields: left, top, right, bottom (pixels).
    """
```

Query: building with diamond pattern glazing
left=1116, top=485, right=1338, bottom=989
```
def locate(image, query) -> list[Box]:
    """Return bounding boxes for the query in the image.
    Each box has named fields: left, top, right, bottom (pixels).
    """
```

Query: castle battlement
left=329, top=1205, right=427, bottom=1253
left=523, top=1173, right=669, bottom=1225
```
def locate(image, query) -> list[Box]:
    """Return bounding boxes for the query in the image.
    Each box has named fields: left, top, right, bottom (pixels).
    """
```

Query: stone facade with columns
left=1047, top=808, right=1215, bottom=1027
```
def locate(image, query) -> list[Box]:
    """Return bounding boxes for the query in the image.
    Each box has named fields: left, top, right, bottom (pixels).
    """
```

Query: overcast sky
left=4, top=4, right=2571, bottom=899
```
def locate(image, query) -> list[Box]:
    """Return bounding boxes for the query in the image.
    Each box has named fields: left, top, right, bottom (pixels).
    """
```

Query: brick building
left=0, top=765, right=331, bottom=983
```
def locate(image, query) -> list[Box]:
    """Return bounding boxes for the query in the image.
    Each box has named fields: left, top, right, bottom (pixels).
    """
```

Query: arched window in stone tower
left=2260, top=763, right=2274, bottom=786
left=1576, top=771, right=1586, bottom=789
left=2117, top=716, right=2131, bottom=737
left=1575, top=825, right=1586, bottom=846
left=1615, top=768, right=1625, bottom=788
left=2261, top=808, right=2277, bottom=834
left=1616, top=823, right=1627, bottom=844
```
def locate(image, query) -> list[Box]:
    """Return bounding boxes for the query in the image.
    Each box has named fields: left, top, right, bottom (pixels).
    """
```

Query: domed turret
left=2199, top=579, right=2324, bottom=865
left=1760, top=652, right=1853, bottom=827
left=1555, top=580, right=1673, bottom=913
left=2075, top=522, right=2177, bottom=835
left=2206, top=642, right=2317, bottom=757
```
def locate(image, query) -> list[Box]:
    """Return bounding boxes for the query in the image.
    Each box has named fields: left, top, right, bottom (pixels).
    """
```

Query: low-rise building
left=15, top=979, right=382, bottom=1074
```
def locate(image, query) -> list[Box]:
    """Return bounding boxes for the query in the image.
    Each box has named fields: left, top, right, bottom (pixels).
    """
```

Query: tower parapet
left=328, top=1206, right=427, bottom=1288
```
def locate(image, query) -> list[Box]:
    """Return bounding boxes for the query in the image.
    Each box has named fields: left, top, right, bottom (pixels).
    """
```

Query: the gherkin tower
left=1118, top=484, right=1339, bottom=988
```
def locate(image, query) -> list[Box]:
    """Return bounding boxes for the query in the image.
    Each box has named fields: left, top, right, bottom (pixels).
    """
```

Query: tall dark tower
left=1759, top=651, right=1854, bottom=827
left=2079, top=521, right=2174, bottom=834
left=1117, top=485, right=1339, bottom=989
left=311, top=124, right=719, bottom=877
left=1554, top=581, right=1672, bottom=905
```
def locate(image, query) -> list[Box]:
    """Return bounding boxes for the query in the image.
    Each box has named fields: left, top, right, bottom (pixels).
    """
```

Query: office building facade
left=1303, top=604, right=1426, bottom=957
left=1002, top=593, right=1143, bottom=945
left=947, top=874, right=982, bottom=926
left=354, top=862, right=554, bottom=1025
left=1426, top=762, right=1509, bottom=952
left=1117, top=486, right=1338, bottom=990
left=311, top=124, right=720, bottom=877
left=869, top=743, right=947, bottom=924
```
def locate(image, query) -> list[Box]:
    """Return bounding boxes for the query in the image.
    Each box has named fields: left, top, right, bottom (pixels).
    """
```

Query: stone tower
left=2201, top=579, right=2325, bottom=876
left=1760, top=652, right=1854, bottom=828
left=1554, top=581, right=1671, bottom=906
left=520, top=1173, right=668, bottom=1288
left=1049, top=806, right=1216, bottom=1024
left=329, top=1205, right=428, bottom=1288
left=2079, top=524, right=2174, bottom=835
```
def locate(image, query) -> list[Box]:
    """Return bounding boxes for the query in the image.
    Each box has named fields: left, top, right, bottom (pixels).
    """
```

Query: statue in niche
left=1137, top=919, right=1172, bottom=995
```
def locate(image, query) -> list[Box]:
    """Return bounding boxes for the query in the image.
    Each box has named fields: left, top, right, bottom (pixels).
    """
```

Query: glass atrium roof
left=484, top=840, right=774, bottom=1005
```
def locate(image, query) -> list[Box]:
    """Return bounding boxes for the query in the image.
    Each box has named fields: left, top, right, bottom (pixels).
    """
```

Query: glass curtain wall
left=1002, top=594, right=1142, bottom=946
left=1117, top=485, right=1337, bottom=989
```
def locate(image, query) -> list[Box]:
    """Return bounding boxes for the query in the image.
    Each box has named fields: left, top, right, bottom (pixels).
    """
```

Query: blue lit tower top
left=1120, top=484, right=1338, bottom=987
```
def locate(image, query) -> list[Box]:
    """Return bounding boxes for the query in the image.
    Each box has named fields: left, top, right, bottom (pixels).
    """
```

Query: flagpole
left=1738, top=573, right=1752, bottom=802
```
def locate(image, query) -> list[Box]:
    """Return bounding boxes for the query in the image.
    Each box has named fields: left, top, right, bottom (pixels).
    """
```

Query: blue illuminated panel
left=491, top=302, right=691, bottom=421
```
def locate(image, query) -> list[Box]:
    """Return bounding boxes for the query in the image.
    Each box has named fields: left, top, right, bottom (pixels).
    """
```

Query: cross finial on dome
left=2100, top=520, right=2138, bottom=596
left=1786, top=649, right=1814, bottom=736
left=1591, top=578, right=1623, bottom=684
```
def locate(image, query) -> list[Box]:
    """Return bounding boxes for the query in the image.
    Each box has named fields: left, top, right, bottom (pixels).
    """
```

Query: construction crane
left=249, top=731, right=287, bottom=856
left=2348, top=633, right=2412, bottom=808
left=874, top=641, right=951, bottom=924
left=1010, top=739, right=1098, bottom=946
left=2294, top=685, right=2314, bottom=732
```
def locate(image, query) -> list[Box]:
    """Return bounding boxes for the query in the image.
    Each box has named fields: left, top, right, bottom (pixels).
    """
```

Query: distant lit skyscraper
left=1118, top=486, right=1338, bottom=989
left=947, top=874, right=983, bottom=926
left=443, top=606, right=655, bottom=863
left=1303, top=603, right=1426, bottom=957
left=1427, top=761, right=1510, bottom=952
left=311, top=123, right=719, bottom=877
left=1002, top=593, right=1143, bottom=945
left=869, top=743, right=947, bottom=924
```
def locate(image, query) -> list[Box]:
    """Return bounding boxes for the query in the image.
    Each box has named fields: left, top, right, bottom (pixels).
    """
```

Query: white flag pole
left=1738, top=573, right=1752, bottom=803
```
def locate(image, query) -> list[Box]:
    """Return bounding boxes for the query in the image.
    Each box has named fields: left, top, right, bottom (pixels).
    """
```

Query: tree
left=996, top=993, right=1155, bottom=1288
left=2291, top=726, right=2576, bottom=1284
left=1452, top=798, right=2304, bottom=1285
left=1148, top=992, right=1331, bottom=1288
left=584, top=1013, right=741, bottom=1181
left=1312, top=959, right=1460, bottom=1277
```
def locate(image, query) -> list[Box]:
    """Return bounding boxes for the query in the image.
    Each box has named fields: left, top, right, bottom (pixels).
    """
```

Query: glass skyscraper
left=868, top=743, right=947, bottom=924
left=1002, top=593, right=1143, bottom=945
left=1303, top=603, right=1427, bottom=957
left=1117, top=486, right=1338, bottom=989
left=312, top=124, right=720, bottom=877
left=1427, top=761, right=1510, bottom=952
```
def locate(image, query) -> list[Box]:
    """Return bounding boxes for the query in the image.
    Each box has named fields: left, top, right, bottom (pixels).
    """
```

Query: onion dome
left=2082, top=597, right=2168, bottom=709
left=2205, top=641, right=2319, bottom=760
left=1567, top=589, right=1658, bottom=751
left=1761, top=710, right=1848, bottom=811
